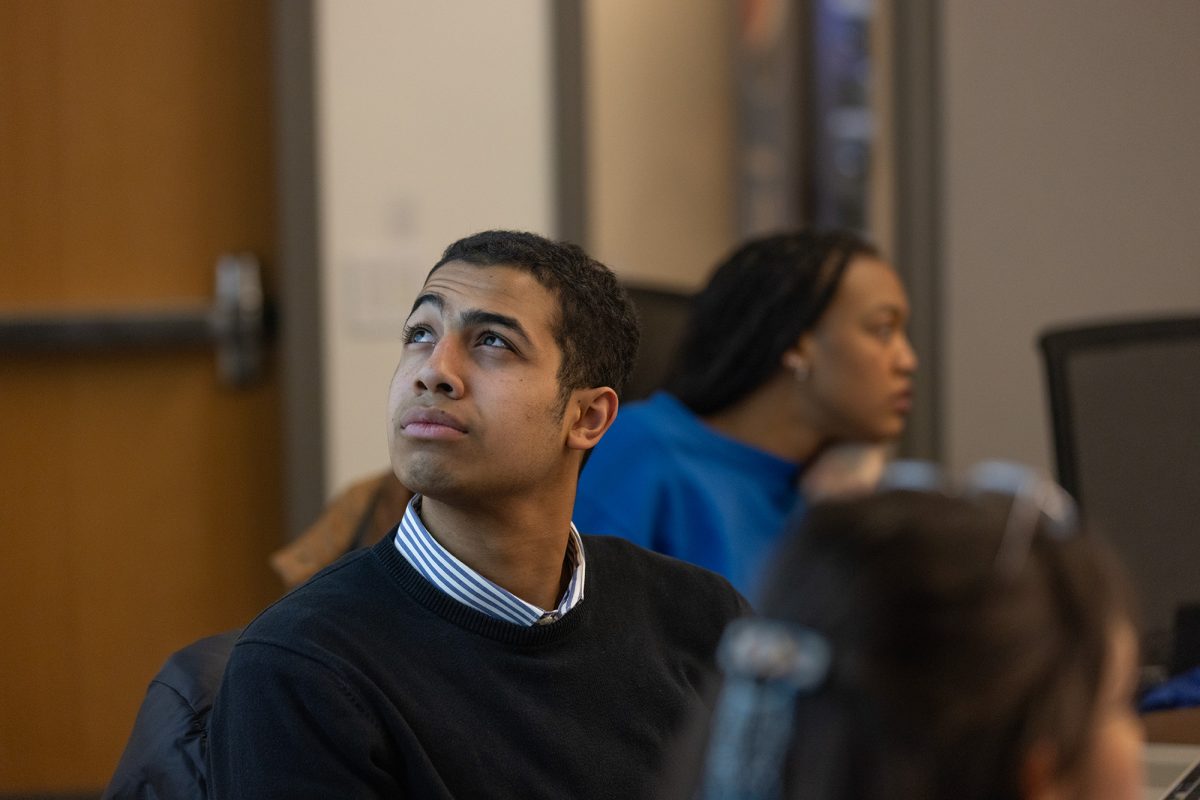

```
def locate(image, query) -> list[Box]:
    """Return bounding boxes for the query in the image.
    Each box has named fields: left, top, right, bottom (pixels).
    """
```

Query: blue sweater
left=574, top=391, right=803, bottom=596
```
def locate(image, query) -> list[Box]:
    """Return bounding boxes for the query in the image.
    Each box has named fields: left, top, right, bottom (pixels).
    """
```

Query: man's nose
left=414, top=340, right=465, bottom=397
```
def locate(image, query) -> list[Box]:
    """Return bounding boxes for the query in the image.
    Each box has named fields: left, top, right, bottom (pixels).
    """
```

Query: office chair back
left=1039, top=315, right=1200, bottom=670
left=623, top=284, right=693, bottom=402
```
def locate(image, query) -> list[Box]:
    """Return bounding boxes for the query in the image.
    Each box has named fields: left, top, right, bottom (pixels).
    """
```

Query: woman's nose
left=897, top=334, right=918, bottom=373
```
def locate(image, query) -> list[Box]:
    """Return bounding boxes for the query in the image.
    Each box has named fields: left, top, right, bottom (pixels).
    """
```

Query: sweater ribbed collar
left=371, top=531, right=592, bottom=646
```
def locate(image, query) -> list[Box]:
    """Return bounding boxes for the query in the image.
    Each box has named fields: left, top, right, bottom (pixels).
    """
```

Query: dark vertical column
left=891, top=0, right=941, bottom=460
left=804, top=0, right=873, bottom=233
left=272, top=0, right=327, bottom=536
left=732, top=0, right=807, bottom=237
left=552, top=0, right=587, bottom=247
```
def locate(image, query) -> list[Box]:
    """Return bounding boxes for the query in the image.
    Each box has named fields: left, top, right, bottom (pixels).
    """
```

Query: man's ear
left=565, top=387, right=618, bottom=452
left=1018, top=742, right=1073, bottom=800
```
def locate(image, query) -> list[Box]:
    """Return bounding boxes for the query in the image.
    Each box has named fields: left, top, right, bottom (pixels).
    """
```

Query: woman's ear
left=565, top=387, right=619, bottom=452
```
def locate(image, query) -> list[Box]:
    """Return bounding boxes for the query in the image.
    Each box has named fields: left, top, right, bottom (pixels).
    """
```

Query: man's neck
left=418, top=493, right=575, bottom=610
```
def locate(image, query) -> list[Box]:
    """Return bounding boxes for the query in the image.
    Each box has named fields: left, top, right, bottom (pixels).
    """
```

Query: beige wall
left=314, top=0, right=738, bottom=493
left=315, top=0, right=554, bottom=493
left=940, top=0, right=1200, bottom=472
left=585, top=0, right=736, bottom=290
left=312, top=1, right=1200, bottom=488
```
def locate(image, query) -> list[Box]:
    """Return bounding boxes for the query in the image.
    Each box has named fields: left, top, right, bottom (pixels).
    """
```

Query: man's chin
left=395, top=459, right=461, bottom=499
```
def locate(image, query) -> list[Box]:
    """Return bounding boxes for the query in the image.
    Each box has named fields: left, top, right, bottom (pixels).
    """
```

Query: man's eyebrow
left=460, top=309, right=533, bottom=346
left=408, top=291, right=444, bottom=315
left=406, top=296, right=534, bottom=346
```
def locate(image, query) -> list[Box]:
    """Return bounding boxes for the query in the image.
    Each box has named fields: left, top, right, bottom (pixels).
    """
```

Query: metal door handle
left=0, top=253, right=272, bottom=387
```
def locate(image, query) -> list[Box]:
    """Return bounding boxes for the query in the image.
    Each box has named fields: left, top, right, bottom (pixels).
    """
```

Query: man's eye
left=402, top=325, right=434, bottom=344
left=479, top=332, right=510, bottom=349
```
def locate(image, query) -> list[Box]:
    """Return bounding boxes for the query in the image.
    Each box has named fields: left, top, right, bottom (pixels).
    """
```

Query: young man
left=208, top=231, right=748, bottom=799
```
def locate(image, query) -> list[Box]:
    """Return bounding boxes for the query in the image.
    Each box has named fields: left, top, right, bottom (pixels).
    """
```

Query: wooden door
left=0, top=2, right=284, bottom=792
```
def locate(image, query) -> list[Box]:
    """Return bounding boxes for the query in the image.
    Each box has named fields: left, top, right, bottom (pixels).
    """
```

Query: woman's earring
left=784, top=352, right=810, bottom=382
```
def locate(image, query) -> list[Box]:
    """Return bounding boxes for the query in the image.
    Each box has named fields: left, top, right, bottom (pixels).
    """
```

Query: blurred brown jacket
left=270, top=470, right=413, bottom=588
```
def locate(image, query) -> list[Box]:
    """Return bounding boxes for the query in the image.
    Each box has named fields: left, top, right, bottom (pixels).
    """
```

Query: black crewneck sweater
left=209, top=530, right=747, bottom=799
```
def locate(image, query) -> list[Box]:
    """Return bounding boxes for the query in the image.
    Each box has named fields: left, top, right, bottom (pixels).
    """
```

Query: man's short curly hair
left=431, top=231, right=641, bottom=408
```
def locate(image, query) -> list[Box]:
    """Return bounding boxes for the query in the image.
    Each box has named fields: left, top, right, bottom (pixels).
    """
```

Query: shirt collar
left=393, top=495, right=586, bottom=626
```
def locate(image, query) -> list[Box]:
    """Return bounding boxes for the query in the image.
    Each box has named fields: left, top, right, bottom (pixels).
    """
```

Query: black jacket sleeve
left=104, top=629, right=239, bottom=800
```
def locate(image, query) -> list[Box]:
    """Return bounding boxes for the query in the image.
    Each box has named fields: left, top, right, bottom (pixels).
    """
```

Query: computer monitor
left=1040, top=316, right=1200, bottom=672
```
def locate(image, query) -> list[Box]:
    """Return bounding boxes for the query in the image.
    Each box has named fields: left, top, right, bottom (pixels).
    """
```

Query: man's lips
left=399, top=407, right=468, bottom=438
left=891, top=388, right=913, bottom=413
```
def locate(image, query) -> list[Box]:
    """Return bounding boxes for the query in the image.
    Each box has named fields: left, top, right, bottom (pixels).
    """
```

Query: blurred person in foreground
left=208, top=231, right=747, bottom=799
left=573, top=229, right=917, bottom=595
left=672, top=461, right=1143, bottom=800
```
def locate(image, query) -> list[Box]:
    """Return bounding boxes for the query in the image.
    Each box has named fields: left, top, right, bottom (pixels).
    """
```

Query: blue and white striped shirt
left=394, top=495, right=586, bottom=626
